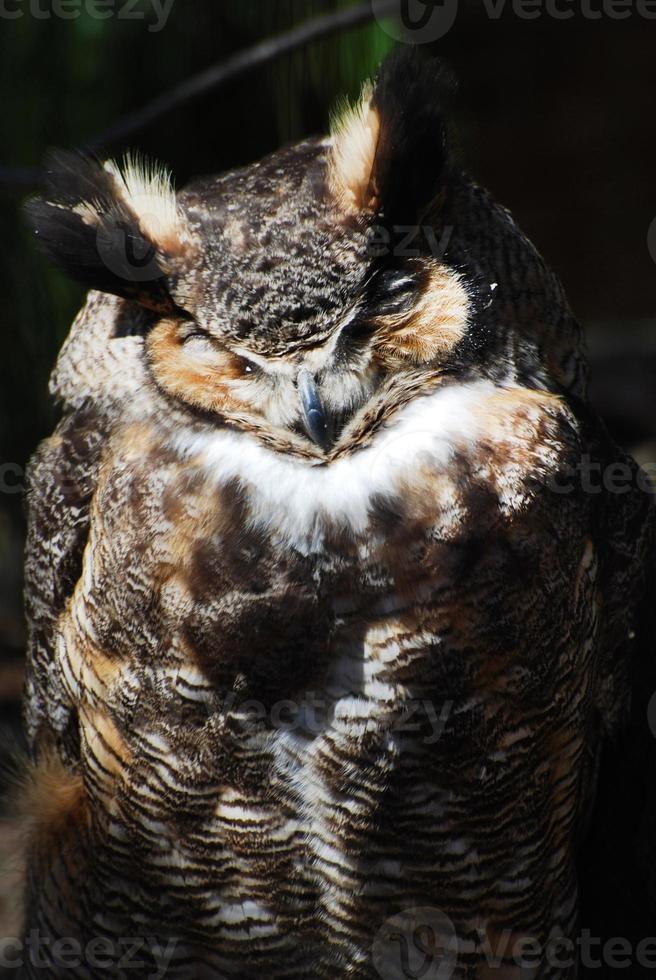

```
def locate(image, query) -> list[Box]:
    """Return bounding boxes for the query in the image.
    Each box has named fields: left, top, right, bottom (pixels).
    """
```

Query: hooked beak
left=297, top=368, right=330, bottom=450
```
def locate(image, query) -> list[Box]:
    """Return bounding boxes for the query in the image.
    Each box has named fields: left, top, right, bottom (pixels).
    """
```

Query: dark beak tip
left=307, top=408, right=327, bottom=433
left=298, top=369, right=331, bottom=450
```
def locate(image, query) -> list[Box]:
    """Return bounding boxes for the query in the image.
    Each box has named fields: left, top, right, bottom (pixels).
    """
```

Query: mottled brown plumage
left=22, top=50, right=655, bottom=978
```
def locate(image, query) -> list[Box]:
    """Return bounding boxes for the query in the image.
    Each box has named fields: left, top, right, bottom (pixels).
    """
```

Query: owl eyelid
left=378, top=271, right=419, bottom=307
left=340, top=283, right=417, bottom=344
left=386, top=274, right=416, bottom=294
left=178, top=323, right=212, bottom=345
left=354, top=269, right=420, bottom=326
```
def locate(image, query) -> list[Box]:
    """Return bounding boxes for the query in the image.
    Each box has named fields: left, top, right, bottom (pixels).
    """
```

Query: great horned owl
left=21, top=50, right=656, bottom=979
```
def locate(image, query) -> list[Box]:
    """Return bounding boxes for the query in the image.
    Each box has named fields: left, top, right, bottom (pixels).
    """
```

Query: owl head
left=26, top=51, right=501, bottom=459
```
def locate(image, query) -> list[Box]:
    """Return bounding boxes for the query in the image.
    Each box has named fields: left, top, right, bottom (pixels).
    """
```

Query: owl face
left=27, top=53, right=471, bottom=457
left=144, top=254, right=469, bottom=456
left=144, top=304, right=379, bottom=453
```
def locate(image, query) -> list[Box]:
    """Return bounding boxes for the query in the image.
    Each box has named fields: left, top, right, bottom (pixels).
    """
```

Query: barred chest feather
left=57, top=376, right=591, bottom=978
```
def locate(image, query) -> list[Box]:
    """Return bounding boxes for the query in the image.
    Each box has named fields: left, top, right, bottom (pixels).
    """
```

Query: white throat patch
left=169, top=380, right=498, bottom=554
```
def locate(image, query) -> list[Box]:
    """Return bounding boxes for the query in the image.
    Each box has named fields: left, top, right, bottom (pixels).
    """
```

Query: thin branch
left=1, top=0, right=399, bottom=191
left=88, top=0, right=398, bottom=151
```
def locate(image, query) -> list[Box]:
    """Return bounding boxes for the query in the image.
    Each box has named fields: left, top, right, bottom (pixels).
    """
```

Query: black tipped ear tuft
left=330, top=48, right=454, bottom=224
left=370, top=48, right=454, bottom=222
left=24, top=150, right=179, bottom=312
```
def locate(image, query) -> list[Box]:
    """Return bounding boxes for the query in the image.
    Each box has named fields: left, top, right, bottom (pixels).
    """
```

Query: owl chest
left=159, top=472, right=444, bottom=712
left=76, top=416, right=592, bottom=945
left=79, top=421, right=493, bottom=801
left=118, top=433, right=468, bottom=702
left=92, top=403, right=550, bottom=708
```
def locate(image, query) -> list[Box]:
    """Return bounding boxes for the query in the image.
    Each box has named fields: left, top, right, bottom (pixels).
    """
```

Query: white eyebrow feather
left=329, top=81, right=380, bottom=210
left=104, top=153, right=179, bottom=244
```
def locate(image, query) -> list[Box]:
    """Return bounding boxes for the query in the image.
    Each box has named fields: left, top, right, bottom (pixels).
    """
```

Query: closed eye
left=381, top=271, right=416, bottom=296
left=178, top=323, right=212, bottom=345
left=373, top=270, right=418, bottom=315
left=340, top=271, right=419, bottom=346
left=176, top=325, right=260, bottom=377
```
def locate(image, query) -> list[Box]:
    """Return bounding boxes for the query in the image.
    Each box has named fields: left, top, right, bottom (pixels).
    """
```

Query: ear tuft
left=329, top=82, right=380, bottom=211
left=329, top=48, right=454, bottom=223
left=103, top=152, right=179, bottom=248
left=24, top=150, right=184, bottom=311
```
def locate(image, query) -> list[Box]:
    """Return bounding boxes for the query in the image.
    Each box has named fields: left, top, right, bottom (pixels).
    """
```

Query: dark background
left=1, top=0, right=655, bottom=934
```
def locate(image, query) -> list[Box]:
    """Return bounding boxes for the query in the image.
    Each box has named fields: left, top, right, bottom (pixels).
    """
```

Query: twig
left=89, top=1, right=398, bottom=151
left=1, top=1, right=399, bottom=191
